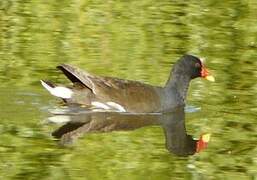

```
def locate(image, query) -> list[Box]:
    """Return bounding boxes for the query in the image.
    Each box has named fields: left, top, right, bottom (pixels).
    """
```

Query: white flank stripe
left=91, top=101, right=126, bottom=112
left=106, top=102, right=126, bottom=112
left=41, top=80, right=73, bottom=99
left=91, top=101, right=111, bottom=110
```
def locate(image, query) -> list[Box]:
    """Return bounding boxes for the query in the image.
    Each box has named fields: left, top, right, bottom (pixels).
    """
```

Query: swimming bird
left=41, top=55, right=214, bottom=113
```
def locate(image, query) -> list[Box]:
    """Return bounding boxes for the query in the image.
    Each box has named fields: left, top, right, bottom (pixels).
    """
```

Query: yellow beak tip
left=202, top=133, right=211, bottom=142
left=205, top=75, right=215, bottom=82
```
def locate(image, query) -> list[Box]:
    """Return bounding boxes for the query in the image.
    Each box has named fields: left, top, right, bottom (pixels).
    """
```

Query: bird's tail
left=40, top=80, right=73, bottom=99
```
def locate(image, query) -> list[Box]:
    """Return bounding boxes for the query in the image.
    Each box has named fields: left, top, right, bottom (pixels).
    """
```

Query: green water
left=1, top=0, right=257, bottom=179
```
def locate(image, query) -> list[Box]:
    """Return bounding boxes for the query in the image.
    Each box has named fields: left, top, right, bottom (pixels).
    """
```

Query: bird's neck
left=165, top=73, right=191, bottom=101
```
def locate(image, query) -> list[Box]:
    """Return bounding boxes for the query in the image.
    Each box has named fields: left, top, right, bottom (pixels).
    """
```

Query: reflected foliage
left=0, top=0, right=257, bottom=179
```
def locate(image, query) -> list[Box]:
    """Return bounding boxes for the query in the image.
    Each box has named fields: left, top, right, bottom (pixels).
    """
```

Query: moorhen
left=41, top=55, right=214, bottom=113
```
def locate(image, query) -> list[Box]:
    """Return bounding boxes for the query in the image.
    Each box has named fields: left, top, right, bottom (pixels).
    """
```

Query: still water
left=0, top=0, right=257, bottom=179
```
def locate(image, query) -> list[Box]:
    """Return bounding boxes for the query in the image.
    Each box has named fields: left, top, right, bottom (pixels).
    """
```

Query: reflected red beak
left=196, top=133, right=211, bottom=153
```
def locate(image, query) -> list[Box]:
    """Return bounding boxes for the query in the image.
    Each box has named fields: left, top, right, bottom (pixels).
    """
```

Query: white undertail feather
left=40, top=80, right=73, bottom=99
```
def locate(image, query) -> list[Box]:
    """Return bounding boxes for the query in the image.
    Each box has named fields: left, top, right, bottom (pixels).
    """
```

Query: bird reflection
left=49, top=106, right=210, bottom=156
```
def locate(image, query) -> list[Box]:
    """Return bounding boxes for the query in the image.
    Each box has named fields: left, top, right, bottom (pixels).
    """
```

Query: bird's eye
left=195, top=63, right=201, bottom=68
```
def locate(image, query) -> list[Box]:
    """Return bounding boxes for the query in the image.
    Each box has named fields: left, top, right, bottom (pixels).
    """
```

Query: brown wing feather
left=57, top=64, right=95, bottom=92
left=57, top=64, right=162, bottom=112
left=89, top=76, right=162, bottom=112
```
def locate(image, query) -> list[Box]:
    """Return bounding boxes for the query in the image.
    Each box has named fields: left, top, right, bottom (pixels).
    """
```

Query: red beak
left=201, top=66, right=215, bottom=82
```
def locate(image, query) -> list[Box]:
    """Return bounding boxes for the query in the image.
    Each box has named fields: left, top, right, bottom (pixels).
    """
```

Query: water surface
left=0, top=1, right=257, bottom=179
